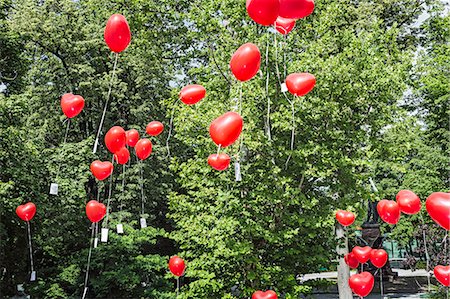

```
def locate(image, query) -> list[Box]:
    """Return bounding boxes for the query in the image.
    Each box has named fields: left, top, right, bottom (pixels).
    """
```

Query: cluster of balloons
left=375, top=190, right=421, bottom=225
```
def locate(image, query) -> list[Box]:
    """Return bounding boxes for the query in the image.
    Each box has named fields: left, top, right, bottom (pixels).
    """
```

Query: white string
left=55, top=119, right=71, bottom=181
left=82, top=223, right=95, bottom=299
left=103, top=155, right=115, bottom=227
left=176, top=276, right=180, bottom=298
left=26, top=222, right=34, bottom=273
left=419, top=213, right=431, bottom=292
left=140, top=160, right=145, bottom=216
left=166, top=103, right=176, bottom=158
left=265, top=35, right=271, bottom=141
left=380, top=269, right=383, bottom=298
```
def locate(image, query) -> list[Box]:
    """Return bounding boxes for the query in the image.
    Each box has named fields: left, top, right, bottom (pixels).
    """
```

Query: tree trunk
left=336, top=223, right=352, bottom=299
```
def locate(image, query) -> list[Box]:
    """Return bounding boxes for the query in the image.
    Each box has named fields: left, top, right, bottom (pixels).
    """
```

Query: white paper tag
left=117, top=224, right=123, bottom=234
left=222, top=20, right=229, bottom=26
left=235, top=162, right=242, bottom=182
left=281, top=83, right=288, bottom=93
left=30, top=271, right=36, bottom=281
left=101, top=228, right=109, bottom=242
left=49, top=183, right=58, bottom=195
left=140, top=218, right=147, bottom=229
left=94, top=237, right=98, bottom=248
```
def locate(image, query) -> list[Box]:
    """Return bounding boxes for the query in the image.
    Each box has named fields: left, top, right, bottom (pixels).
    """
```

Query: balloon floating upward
left=252, top=290, right=278, bottom=299
left=86, top=200, right=106, bottom=223
left=135, top=138, right=152, bottom=160
left=208, top=153, right=231, bottom=171
left=105, top=126, right=126, bottom=154
left=285, top=73, right=316, bottom=96
left=114, top=147, right=130, bottom=165
left=434, top=265, right=450, bottom=286
left=230, top=43, right=261, bottom=82
left=125, top=129, right=140, bottom=147
left=61, top=93, right=85, bottom=118
left=335, top=210, right=355, bottom=227
left=104, top=14, right=131, bottom=53
left=179, top=84, right=206, bottom=105
left=348, top=272, right=374, bottom=297
left=209, top=112, right=243, bottom=147
left=396, top=190, right=421, bottom=215
left=146, top=121, right=164, bottom=137
left=246, top=0, right=280, bottom=26
left=90, top=160, right=114, bottom=181
left=279, top=0, right=315, bottom=20
left=377, top=199, right=400, bottom=225
left=168, top=256, right=185, bottom=277
left=426, top=192, right=450, bottom=230
left=275, top=17, right=296, bottom=35
left=16, top=202, right=36, bottom=222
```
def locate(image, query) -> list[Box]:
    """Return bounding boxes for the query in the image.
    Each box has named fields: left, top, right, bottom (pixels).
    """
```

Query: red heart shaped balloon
left=396, top=190, right=421, bottom=215
left=169, top=256, right=185, bottom=277
left=135, top=138, right=152, bottom=160
left=344, top=252, right=359, bottom=269
left=230, top=43, right=261, bottom=82
left=426, top=192, right=450, bottom=230
left=86, top=200, right=106, bottom=223
left=352, top=246, right=372, bottom=263
left=377, top=199, right=401, bottom=225
left=348, top=272, right=374, bottom=297
left=90, top=160, right=114, bottom=181
left=125, top=129, right=140, bottom=147
left=61, top=93, right=85, bottom=118
left=209, top=112, right=243, bottom=148
left=105, top=126, right=126, bottom=154
left=208, top=153, right=231, bottom=171
left=370, top=249, right=388, bottom=268
left=246, top=0, right=280, bottom=26
left=275, top=16, right=296, bottom=35
left=146, top=121, right=164, bottom=137
left=179, top=84, right=206, bottom=105
left=279, top=0, right=315, bottom=19
left=114, top=147, right=130, bottom=165
left=252, top=290, right=278, bottom=299
left=285, top=73, right=316, bottom=96
left=104, top=14, right=131, bottom=53
left=335, top=210, right=355, bottom=227
left=434, top=265, right=450, bottom=286
left=16, top=202, right=36, bottom=222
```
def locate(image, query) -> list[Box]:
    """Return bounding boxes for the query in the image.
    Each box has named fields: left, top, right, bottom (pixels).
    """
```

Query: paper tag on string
left=116, top=224, right=123, bottom=234
left=140, top=218, right=147, bottom=229
left=49, top=183, right=58, bottom=195
left=30, top=271, right=36, bottom=281
left=94, top=237, right=98, bottom=248
left=222, top=20, right=229, bottom=26
left=235, top=162, right=242, bottom=182
left=281, top=83, right=288, bottom=93
left=101, top=228, right=108, bottom=242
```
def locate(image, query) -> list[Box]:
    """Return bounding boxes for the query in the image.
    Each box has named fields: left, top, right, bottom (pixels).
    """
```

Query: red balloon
left=230, top=43, right=261, bottom=82
left=125, top=129, right=140, bottom=147
left=60, top=93, right=85, bottom=118
left=434, top=265, right=450, bottom=286
left=377, top=199, right=401, bottom=225
left=252, top=290, right=278, bottom=299
left=168, top=256, right=185, bottom=277
left=179, top=84, right=206, bottom=105
left=396, top=190, right=421, bottom=215
left=344, top=252, right=359, bottom=269
left=86, top=200, right=106, bottom=223
left=146, top=121, right=164, bottom=137
left=16, top=202, right=36, bottom=222
left=352, top=246, right=372, bottom=263
left=246, top=0, right=280, bottom=26
left=370, top=249, right=388, bottom=268
left=335, top=210, right=355, bottom=227
left=275, top=16, right=296, bottom=35
left=208, top=153, right=231, bottom=171
left=114, top=147, right=130, bottom=165
left=426, top=192, right=450, bottom=230
left=209, top=112, right=243, bottom=147
left=285, top=73, right=316, bottom=96
left=279, top=0, right=315, bottom=19
left=104, top=14, right=131, bottom=53
left=105, top=126, right=126, bottom=154
left=135, top=138, right=152, bottom=160
left=90, top=160, right=114, bottom=181
left=348, top=272, right=374, bottom=297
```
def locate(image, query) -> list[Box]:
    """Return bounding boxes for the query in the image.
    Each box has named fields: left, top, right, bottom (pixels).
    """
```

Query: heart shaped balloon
left=135, top=138, right=152, bottom=160
left=352, top=246, right=372, bottom=263
left=275, top=16, right=296, bottom=35
left=396, top=190, right=421, bottom=215
left=60, top=93, right=85, bottom=118
left=16, top=202, right=36, bottom=222
left=252, top=290, right=278, bottom=299
left=335, top=210, right=355, bottom=227
left=146, top=121, right=164, bottom=137
left=370, top=249, right=388, bottom=268
left=348, top=272, right=374, bottom=297
left=105, top=126, right=126, bottom=154
left=209, top=112, right=243, bottom=147
left=90, top=160, right=114, bottom=181
left=344, top=252, right=359, bottom=269
left=208, top=153, right=231, bottom=171
left=377, top=199, right=401, bottom=225
left=285, top=73, right=316, bottom=96
left=279, top=0, right=315, bottom=19
left=230, top=43, right=261, bottom=82
left=114, top=147, right=130, bottom=165
left=246, top=0, right=280, bottom=26
left=434, top=265, right=450, bottom=286
left=426, top=192, right=450, bottom=230
left=126, top=129, right=140, bottom=147
left=168, top=256, right=185, bottom=277
left=86, top=200, right=106, bottom=223
left=104, top=14, right=131, bottom=53
left=179, top=84, right=206, bottom=105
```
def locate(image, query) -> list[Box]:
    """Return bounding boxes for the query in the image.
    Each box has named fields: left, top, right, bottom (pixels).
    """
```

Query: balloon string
left=238, top=82, right=242, bottom=116
left=27, top=221, right=34, bottom=273
left=166, top=101, right=176, bottom=159
left=265, top=34, right=271, bottom=141
left=283, top=35, right=287, bottom=78
left=176, top=276, right=180, bottom=298
left=82, top=223, right=95, bottom=299
left=216, top=144, right=221, bottom=155
left=284, top=96, right=295, bottom=169
left=55, top=119, right=71, bottom=181
left=380, top=268, right=383, bottom=298
left=93, top=52, right=119, bottom=154
left=140, top=160, right=145, bottom=216
left=103, top=155, right=115, bottom=227
left=419, top=213, right=431, bottom=292
left=119, top=163, right=126, bottom=222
